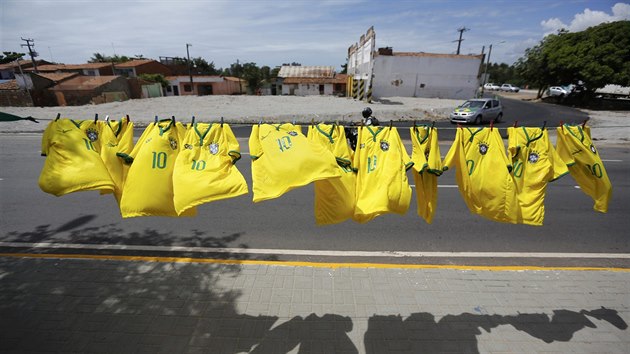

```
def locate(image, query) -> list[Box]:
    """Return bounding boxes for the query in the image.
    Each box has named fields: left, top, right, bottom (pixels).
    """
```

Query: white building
left=370, top=49, right=484, bottom=99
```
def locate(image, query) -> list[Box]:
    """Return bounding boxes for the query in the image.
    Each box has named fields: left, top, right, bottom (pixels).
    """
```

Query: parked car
left=484, top=83, right=500, bottom=91
left=548, top=86, right=569, bottom=97
left=449, top=98, right=503, bottom=125
left=501, top=84, right=520, bottom=92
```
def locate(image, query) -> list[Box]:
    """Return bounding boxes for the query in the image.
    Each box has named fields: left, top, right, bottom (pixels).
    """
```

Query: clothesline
left=32, top=114, right=630, bottom=130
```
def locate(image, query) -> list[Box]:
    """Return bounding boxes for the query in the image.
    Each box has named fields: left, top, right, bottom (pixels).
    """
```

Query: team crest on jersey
left=528, top=151, right=540, bottom=163
left=86, top=128, right=99, bottom=142
left=590, top=144, right=597, bottom=154
left=380, top=141, right=390, bottom=151
left=424, top=149, right=430, bottom=160
left=209, top=143, right=219, bottom=155
left=184, top=144, right=193, bottom=150
left=169, top=138, right=178, bottom=150
left=478, top=142, right=489, bottom=155
left=288, top=131, right=298, bottom=137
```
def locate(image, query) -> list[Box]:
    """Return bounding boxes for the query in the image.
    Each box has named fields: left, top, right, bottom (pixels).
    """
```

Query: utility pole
left=21, top=37, right=38, bottom=72
left=186, top=43, right=193, bottom=95
left=454, top=27, right=469, bottom=55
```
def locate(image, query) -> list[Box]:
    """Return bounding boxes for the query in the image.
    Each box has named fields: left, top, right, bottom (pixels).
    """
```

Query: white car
left=501, top=84, right=520, bottom=92
left=484, top=83, right=500, bottom=91
left=548, top=86, right=569, bottom=97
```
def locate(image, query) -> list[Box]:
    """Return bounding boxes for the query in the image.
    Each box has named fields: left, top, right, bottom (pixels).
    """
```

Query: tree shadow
left=364, top=307, right=627, bottom=353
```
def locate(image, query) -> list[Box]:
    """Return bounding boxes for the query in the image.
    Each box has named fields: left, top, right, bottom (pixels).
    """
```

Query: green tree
left=242, top=62, right=262, bottom=93
left=0, top=51, right=26, bottom=64
left=139, top=73, right=168, bottom=88
left=191, top=57, right=220, bottom=75
left=88, top=53, right=136, bottom=63
left=515, top=21, right=630, bottom=98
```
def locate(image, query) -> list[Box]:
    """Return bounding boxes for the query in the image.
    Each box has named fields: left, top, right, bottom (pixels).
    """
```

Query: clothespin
left=171, top=115, right=176, bottom=123
left=311, top=118, right=314, bottom=127
left=582, top=117, right=589, bottom=128
left=513, top=120, right=518, bottom=128
left=55, top=113, right=60, bottom=121
left=430, top=121, right=435, bottom=129
left=126, top=114, right=130, bottom=122
left=258, top=119, right=262, bottom=126
left=560, top=120, right=564, bottom=131
left=154, top=115, right=158, bottom=125
left=541, top=121, right=547, bottom=130
left=490, top=119, right=494, bottom=131
left=191, top=116, right=195, bottom=125
left=389, top=120, right=393, bottom=129
left=94, top=113, right=98, bottom=123
left=220, top=117, right=224, bottom=127
left=105, top=115, right=110, bottom=122
left=292, top=119, right=296, bottom=125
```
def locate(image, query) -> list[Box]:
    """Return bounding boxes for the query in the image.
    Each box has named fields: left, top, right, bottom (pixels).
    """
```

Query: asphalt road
left=0, top=98, right=627, bottom=268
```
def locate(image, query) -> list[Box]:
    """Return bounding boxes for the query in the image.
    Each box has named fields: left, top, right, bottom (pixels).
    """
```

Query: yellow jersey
left=119, top=119, right=196, bottom=217
left=173, top=122, right=248, bottom=215
left=39, top=118, right=114, bottom=196
left=555, top=124, right=612, bottom=213
left=353, top=126, right=413, bottom=223
left=507, top=127, right=569, bottom=225
left=443, top=127, right=518, bottom=223
left=307, top=123, right=356, bottom=225
left=98, top=117, right=134, bottom=202
left=249, top=123, right=341, bottom=203
left=410, top=125, right=442, bottom=224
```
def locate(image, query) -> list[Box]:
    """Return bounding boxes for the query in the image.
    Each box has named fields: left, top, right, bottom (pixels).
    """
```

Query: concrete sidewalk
left=0, top=255, right=628, bottom=354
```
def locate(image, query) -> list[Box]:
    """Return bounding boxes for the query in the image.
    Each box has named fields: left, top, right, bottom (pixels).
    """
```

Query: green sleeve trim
left=417, top=162, right=429, bottom=173
left=228, top=150, right=241, bottom=164
left=566, top=162, right=576, bottom=167
left=550, top=170, right=570, bottom=182
left=405, top=161, right=415, bottom=171
left=336, top=157, right=352, bottom=167
left=442, top=166, right=449, bottom=172
left=116, top=152, right=134, bottom=165
left=250, top=154, right=260, bottom=161
left=427, top=168, right=443, bottom=176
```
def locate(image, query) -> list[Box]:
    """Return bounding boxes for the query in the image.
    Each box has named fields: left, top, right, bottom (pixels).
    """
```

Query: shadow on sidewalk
left=364, top=307, right=627, bottom=354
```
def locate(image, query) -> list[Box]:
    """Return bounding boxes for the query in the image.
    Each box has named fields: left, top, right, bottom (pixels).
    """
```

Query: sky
left=1, top=0, right=629, bottom=71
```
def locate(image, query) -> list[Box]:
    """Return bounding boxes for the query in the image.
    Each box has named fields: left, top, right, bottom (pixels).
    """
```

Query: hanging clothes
left=307, top=123, right=356, bottom=225
left=353, top=126, right=413, bottom=223
left=555, top=124, right=612, bottom=213
left=119, top=119, right=196, bottom=217
left=172, top=122, right=248, bottom=215
left=249, top=123, right=341, bottom=203
left=443, top=127, right=519, bottom=223
left=39, top=118, right=114, bottom=196
left=98, top=116, right=134, bottom=203
left=410, top=125, right=442, bottom=224
left=507, top=127, right=569, bottom=225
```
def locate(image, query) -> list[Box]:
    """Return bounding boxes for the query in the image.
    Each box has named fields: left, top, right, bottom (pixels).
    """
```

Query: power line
left=454, top=27, right=469, bottom=55
left=20, top=37, right=39, bottom=72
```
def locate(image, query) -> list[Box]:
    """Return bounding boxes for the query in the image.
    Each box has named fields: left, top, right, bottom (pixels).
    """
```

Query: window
left=166, top=86, right=172, bottom=92
left=184, top=84, right=192, bottom=92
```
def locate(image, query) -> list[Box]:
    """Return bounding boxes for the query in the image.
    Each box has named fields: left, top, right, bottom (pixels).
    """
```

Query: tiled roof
left=27, top=63, right=112, bottom=72
left=0, top=80, right=20, bottom=90
left=278, top=66, right=335, bottom=78
left=0, top=59, right=36, bottom=71
left=282, top=76, right=347, bottom=84
left=114, top=59, right=157, bottom=68
left=34, top=72, right=78, bottom=82
left=223, top=76, right=245, bottom=82
left=50, top=76, right=119, bottom=91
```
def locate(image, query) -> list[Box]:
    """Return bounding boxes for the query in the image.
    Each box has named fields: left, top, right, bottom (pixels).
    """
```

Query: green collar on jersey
left=193, top=122, right=213, bottom=146
left=566, top=124, right=587, bottom=144
left=157, top=118, right=174, bottom=136
left=523, top=127, right=544, bottom=147
left=106, top=119, right=123, bottom=137
left=70, top=119, right=84, bottom=129
left=465, top=127, right=483, bottom=142
left=366, top=126, right=384, bottom=142
left=315, top=124, right=335, bottom=144
left=414, top=126, right=431, bottom=145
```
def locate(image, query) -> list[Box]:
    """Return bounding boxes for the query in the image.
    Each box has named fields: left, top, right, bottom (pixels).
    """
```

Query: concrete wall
left=0, top=89, right=33, bottom=106
left=372, top=55, right=482, bottom=99
left=282, top=83, right=333, bottom=96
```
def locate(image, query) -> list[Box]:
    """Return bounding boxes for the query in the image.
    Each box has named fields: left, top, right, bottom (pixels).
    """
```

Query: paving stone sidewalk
left=0, top=256, right=628, bottom=354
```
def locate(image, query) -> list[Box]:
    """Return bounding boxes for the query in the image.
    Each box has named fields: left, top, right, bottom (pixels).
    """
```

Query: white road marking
left=0, top=242, right=628, bottom=259
left=601, top=159, right=622, bottom=162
